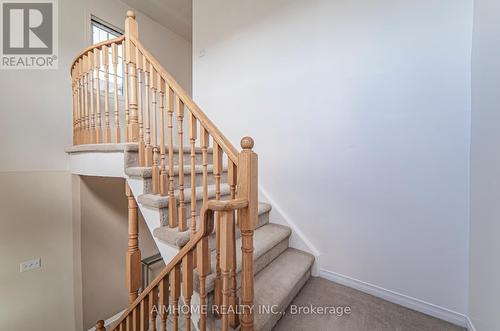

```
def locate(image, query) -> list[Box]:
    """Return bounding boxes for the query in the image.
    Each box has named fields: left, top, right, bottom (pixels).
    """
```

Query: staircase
left=67, top=10, right=315, bottom=331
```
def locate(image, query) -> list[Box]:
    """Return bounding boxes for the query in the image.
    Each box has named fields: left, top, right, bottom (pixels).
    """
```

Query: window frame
left=90, top=16, right=125, bottom=97
left=90, top=16, right=123, bottom=42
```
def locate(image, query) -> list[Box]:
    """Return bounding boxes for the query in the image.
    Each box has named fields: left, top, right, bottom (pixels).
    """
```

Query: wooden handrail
left=207, top=198, right=249, bottom=211
left=128, top=35, right=239, bottom=163
left=110, top=205, right=214, bottom=329
left=109, top=198, right=248, bottom=330
left=70, top=35, right=125, bottom=74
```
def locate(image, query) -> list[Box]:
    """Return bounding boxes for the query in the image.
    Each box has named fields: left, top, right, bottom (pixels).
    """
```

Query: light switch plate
left=20, top=258, right=41, bottom=272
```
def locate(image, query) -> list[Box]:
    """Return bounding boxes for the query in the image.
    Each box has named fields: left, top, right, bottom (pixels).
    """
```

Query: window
left=91, top=17, right=124, bottom=95
left=91, top=18, right=122, bottom=44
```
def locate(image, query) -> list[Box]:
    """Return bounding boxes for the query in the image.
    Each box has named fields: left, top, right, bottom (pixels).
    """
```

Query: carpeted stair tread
left=199, top=223, right=292, bottom=294
left=253, top=248, right=315, bottom=331
left=138, top=184, right=231, bottom=208
left=153, top=202, right=272, bottom=247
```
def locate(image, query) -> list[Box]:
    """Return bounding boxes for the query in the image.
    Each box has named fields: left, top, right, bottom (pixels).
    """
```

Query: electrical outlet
left=20, top=258, right=41, bottom=272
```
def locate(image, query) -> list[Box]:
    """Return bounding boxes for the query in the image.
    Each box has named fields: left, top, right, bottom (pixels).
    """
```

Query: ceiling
left=121, top=0, right=192, bottom=41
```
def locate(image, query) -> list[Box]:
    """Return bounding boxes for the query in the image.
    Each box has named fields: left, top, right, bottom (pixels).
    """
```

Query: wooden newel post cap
left=96, top=320, right=105, bottom=330
left=240, top=136, right=254, bottom=150
left=126, top=10, right=136, bottom=19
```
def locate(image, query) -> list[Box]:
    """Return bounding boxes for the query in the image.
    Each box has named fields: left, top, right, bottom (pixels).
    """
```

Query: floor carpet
left=273, top=277, right=466, bottom=331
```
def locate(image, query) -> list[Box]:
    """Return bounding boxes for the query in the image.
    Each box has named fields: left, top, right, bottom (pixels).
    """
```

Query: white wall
left=193, top=0, right=472, bottom=316
left=79, top=176, right=162, bottom=329
left=0, top=172, right=75, bottom=331
left=469, top=0, right=500, bottom=330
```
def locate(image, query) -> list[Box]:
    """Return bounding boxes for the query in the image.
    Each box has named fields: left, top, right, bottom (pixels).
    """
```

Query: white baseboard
left=466, top=317, right=477, bottom=331
left=319, top=268, right=468, bottom=328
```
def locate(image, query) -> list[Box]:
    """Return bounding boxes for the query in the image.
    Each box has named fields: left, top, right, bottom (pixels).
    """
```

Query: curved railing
left=73, top=10, right=259, bottom=331
left=71, top=35, right=125, bottom=145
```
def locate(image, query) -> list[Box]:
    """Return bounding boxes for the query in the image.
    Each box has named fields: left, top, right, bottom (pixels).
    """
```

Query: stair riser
left=141, top=171, right=228, bottom=194
left=200, top=236, right=290, bottom=295
left=259, top=268, right=311, bottom=331
left=125, top=150, right=213, bottom=168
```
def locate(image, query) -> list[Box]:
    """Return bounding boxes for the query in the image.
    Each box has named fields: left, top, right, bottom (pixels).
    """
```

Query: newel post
left=237, top=137, right=258, bottom=331
left=125, top=183, right=141, bottom=304
left=125, top=10, right=139, bottom=143
left=95, top=320, right=106, bottom=331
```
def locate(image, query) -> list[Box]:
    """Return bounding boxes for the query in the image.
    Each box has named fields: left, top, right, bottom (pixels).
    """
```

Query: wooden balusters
left=73, top=63, right=79, bottom=144
left=125, top=183, right=141, bottom=305
left=149, top=287, right=158, bottom=331
left=159, top=277, right=169, bottom=331
left=220, top=211, right=236, bottom=331
left=125, top=17, right=139, bottom=143
left=111, top=43, right=120, bottom=143
left=167, top=87, right=178, bottom=228
left=127, top=57, right=139, bottom=143
left=159, top=77, right=167, bottom=196
left=71, top=68, right=75, bottom=142
left=170, top=264, right=181, bottom=331
left=228, top=159, right=240, bottom=328
left=132, top=306, right=139, bottom=330
left=214, top=142, right=223, bottom=312
left=140, top=296, right=149, bottom=331
left=136, top=47, right=145, bottom=166
left=237, top=137, right=258, bottom=331
left=93, top=48, right=102, bottom=143
left=197, top=237, right=210, bottom=331
left=144, top=56, right=153, bottom=166
left=201, top=127, right=209, bottom=206
left=124, top=45, right=129, bottom=141
left=214, top=143, right=223, bottom=202
left=79, top=59, right=84, bottom=144
left=189, top=113, right=197, bottom=237
left=177, top=97, right=187, bottom=231
left=89, top=52, right=96, bottom=144
left=125, top=10, right=139, bottom=142
left=228, top=159, right=237, bottom=200
left=82, top=55, right=86, bottom=144
left=82, top=55, right=89, bottom=144
left=151, top=65, right=160, bottom=194
left=72, top=68, right=77, bottom=144
left=126, top=316, right=132, bottom=331
left=102, top=45, right=111, bottom=143
left=182, top=250, right=194, bottom=331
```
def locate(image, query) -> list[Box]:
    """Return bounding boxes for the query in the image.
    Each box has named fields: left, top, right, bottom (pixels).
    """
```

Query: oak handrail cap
left=241, top=136, right=254, bottom=150
left=126, top=10, right=135, bottom=19
left=207, top=198, right=249, bottom=211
